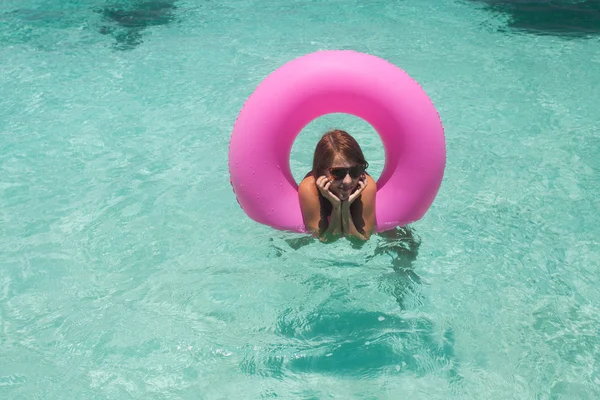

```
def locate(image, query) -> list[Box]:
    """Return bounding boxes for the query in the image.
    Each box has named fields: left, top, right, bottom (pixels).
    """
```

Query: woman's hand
left=347, top=174, right=367, bottom=205
left=316, top=176, right=341, bottom=209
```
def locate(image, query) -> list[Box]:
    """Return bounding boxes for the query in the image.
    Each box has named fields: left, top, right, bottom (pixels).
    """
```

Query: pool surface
left=1, top=0, right=599, bottom=398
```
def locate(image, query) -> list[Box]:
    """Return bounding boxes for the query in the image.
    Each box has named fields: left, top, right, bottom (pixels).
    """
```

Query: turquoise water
left=1, top=0, right=599, bottom=398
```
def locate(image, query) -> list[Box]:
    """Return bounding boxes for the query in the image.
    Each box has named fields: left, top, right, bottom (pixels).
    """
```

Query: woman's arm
left=341, top=203, right=367, bottom=240
left=341, top=175, right=377, bottom=240
left=322, top=204, right=342, bottom=242
left=298, top=178, right=342, bottom=242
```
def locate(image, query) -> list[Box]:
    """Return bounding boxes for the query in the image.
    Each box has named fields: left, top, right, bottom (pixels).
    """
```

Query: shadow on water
left=95, top=0, right=178, bottom=50
left=261, top=228, right=462, bottom=383
left=470, top=0, right=600, bottom=38
left=277, top=310, right=461, bottom=381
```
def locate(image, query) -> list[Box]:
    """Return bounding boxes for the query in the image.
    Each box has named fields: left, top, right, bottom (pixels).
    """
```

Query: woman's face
left=328, top=155, right=362, bottom=201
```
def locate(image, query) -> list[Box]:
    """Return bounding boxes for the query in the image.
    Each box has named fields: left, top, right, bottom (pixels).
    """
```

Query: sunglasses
left=329, top=162, right=368, bottom=181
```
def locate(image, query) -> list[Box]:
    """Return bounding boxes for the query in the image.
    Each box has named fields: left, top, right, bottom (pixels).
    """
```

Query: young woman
left=298, top=129, right=377, bottom=242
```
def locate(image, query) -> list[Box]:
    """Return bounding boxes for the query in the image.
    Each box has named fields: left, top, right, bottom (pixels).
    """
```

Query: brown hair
left=312, top=129, right=367, bottom=178
left=311, top=130, right=367, bottom=232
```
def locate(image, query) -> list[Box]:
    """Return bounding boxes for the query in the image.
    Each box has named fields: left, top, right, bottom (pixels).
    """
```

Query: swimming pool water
left=1, top=0, right=599, bottom=398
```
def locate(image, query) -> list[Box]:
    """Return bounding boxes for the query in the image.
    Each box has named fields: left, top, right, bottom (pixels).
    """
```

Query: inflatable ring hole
left=289, top=113, right=385, bottom=185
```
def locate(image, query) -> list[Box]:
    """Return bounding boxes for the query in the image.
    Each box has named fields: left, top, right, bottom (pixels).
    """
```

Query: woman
left=298, top=129, right=377, bottom=242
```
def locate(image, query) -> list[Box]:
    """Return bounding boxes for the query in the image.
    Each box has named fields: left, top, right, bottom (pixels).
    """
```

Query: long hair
left=311, top=130, right=367, bottom=231
left=312, top=129, right=367, bottom=178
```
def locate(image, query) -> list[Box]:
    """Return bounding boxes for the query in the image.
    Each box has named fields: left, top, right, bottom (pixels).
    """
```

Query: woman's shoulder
left=365, top=174, right=377, bottom=190
left=298, top=174, right=321, bottom=229
left=361, top=174, right=377, bottom=202
left=298, top=174, right=317, bottom=196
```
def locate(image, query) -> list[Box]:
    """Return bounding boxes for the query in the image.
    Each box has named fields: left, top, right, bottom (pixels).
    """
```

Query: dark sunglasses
left=329, top=162, right=368, bottom=181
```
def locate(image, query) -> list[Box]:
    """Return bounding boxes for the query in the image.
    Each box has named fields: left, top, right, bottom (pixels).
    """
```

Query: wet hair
left=312, top=129, right=367, bottom=178
left=311, top=129, right=367, bottom=233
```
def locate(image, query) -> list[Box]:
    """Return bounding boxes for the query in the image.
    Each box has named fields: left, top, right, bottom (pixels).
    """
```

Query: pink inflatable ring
left=229, top=50, right=446, bottom=233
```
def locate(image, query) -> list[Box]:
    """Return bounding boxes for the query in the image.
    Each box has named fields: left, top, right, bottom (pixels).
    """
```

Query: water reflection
left=269, top=227, right=423, bottom=309
left=260, top=227, right=462, bottom=383
left=369, top=227, right=423, bottom=310
left=471, top=0, right=600, bottom=38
